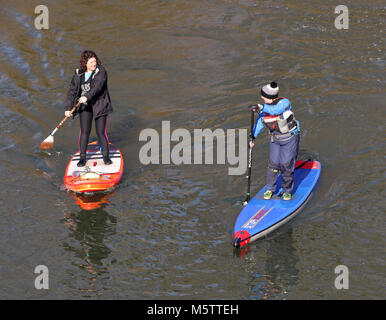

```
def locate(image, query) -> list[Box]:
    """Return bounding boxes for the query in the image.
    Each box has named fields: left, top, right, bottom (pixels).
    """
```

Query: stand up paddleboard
left=64, top=141, right=124, bottom=193
left=233, top=160, right=321, bottom=248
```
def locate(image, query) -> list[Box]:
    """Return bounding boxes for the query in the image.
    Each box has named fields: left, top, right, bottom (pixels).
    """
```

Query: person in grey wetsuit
left=249, top=82, right=300, bottom=200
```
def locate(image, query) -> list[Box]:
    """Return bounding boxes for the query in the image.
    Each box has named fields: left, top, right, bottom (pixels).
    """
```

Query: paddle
left=40, top=102, right=81, bottom=150
left=243, top=105, right=258, bottom=206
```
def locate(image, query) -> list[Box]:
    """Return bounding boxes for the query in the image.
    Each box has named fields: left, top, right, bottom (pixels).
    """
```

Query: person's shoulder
left=278, top=97, right=290, bottom=105
left=93, top=65, right=107, bottom=78
left=73, top=68, right=83, bottom=76
left=97, top=64, right=107, bottom=73
left=69, top=69, right=81, bottom=83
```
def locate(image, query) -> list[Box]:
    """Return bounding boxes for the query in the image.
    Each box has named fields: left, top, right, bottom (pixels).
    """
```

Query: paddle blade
left=40, top=135, right=54, bottom=149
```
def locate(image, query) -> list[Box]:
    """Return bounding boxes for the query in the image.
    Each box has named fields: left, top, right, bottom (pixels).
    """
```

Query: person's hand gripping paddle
left=39, top=101, right=81, bottom=150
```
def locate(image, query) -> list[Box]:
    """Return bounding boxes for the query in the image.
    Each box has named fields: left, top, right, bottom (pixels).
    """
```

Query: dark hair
left=80, top=50, right=101, bottom=72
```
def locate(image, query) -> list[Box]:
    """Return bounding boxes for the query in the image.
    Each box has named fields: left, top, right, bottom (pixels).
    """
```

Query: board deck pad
left=68, top=150, right=121, bottom=175
left=64, top=141, right=124, bottom=193
left=233, top=160, right=321, bottom=247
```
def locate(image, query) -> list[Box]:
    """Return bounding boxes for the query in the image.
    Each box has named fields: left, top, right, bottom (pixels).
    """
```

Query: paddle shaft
left=244, top=109, right=255, bottom=203
left=49, top=102, right=80, bottom=137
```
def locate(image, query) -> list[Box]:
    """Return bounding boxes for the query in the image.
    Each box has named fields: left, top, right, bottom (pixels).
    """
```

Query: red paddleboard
left=64, top=141, right=124, bottom=193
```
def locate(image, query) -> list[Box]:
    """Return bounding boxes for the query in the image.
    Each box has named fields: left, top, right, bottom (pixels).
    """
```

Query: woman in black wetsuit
left=64, top=50, right=113, bottom=167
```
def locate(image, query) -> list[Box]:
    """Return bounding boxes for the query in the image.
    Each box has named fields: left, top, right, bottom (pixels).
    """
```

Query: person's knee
left=281, top=160, right=295, bottom=175
left=80, top=129, right=91, bottom=137
left=268, top=161, right=280, bottom=173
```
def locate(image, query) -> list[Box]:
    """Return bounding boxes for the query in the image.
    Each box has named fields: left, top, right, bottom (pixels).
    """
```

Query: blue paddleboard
left=233, top=160, right=321, bottom=247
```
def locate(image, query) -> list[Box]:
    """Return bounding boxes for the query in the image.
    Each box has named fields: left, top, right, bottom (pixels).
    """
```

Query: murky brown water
left=0, top=0, right=384, bottom=299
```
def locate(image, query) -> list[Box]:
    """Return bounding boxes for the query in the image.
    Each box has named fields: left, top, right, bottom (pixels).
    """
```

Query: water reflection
left=61, top=198, right=117, bottom=297
left=262, top=230, right=299, bottom=299
left=239, top=229, right=298, bottom=300
left=69, top=191, right=113, bottom=211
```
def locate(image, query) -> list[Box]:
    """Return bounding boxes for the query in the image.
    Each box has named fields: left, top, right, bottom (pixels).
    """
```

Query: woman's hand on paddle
left=249, top=141, right=255, bottom=148
left=78, top=96, right=87, bottom=104
left=65, top=111, right=72, bottom=117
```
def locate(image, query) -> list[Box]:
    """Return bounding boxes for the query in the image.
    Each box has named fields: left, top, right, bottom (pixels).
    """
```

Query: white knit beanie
left=261, top=81, right=279, bottom=99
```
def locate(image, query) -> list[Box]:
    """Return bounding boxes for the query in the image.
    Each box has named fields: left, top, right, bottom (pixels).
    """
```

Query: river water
left=0, top=0, right=384, bottom=300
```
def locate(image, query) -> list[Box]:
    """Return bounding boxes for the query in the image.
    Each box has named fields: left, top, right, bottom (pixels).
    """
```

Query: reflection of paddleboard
left=233, top=160, right=321, bottom=248
left=70, top=192, right=113, bottom=210
left=64, top=141, right=124, bottom=193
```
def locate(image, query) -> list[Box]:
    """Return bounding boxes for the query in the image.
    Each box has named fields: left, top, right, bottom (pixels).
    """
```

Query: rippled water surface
left=0, top=0, right=384, bottom=299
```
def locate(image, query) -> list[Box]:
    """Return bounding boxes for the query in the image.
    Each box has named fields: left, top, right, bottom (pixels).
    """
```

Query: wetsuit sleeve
left=64, top=74, right=78, bottom=111
left=252, top=115, right=264, bottom=139
left=84, top=68, right=107, bottom=102
left=262, top=98, right=291, bottom=115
